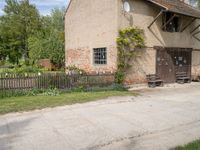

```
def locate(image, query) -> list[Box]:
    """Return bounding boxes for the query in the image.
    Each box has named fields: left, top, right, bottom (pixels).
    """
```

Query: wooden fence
left=0, top=73, right=115, bottom=91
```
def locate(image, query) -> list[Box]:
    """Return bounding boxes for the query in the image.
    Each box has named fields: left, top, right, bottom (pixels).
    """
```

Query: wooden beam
left=161, top=14, right=176, bottom=30
left=193, top=30, right=200, bottom=36
left=181, top=18, right=196, bottom=32
left=192, top=30, right=200, bottom=42
left=190, top=24, right=200, bottom=34
left=148, top=10, right=163, bottom=29
left=193, top=35, right=200, bottom=42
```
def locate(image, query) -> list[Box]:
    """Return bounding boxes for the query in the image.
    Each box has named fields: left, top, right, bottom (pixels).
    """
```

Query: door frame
left=154, top=46, right=192, bottom=83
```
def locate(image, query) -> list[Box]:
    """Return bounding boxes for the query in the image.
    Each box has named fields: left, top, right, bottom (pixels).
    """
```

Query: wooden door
left=156, top=47, right=192, bottom=83
left=169, top=48, right=192, bottom=77
left=156, top=48, right=175, bottom=83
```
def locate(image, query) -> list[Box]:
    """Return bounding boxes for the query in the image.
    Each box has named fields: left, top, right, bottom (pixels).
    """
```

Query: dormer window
left=162, top=12, right=180, bottom=32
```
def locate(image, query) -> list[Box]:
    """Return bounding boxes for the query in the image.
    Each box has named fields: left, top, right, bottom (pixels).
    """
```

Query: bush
left=115, top=71, right=125, bottom=84
left=0, top=88, right=46, bottom=99
left=66, top=65, right=86, bottom=75
left=0, top=61, right=5, bottom=66
left=69, top=84, right=127, bottom=92
left=14, top=66, right=42, bottom=74
left=42, top=88, right=60, bottom=96
left=0, top=66, right=44, bottom=75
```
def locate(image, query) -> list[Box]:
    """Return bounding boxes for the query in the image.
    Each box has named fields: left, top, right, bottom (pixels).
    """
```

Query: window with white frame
left=93, top=48, right=107, bottom=65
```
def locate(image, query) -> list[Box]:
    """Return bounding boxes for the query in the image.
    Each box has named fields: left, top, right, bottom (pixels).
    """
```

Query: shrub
left=0, top=61, right=5, bottom=66
left=115, top=27, right=145, bottom=84
left=0, top=88, right=47, bottom=99
left=14, top=66, right=42, bottom=74
left=66, top=65, right=86, bottom=75
left=42, top=88, right=61, bottom=96
left=69, top=84, right=127, bottom=92
left=0, top=66, right=44, bottom=75
left=115, top=71, right=125, bottom=84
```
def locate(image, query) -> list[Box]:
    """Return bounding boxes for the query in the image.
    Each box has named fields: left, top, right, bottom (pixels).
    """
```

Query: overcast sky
left=0, top=0, right=70, bottom=16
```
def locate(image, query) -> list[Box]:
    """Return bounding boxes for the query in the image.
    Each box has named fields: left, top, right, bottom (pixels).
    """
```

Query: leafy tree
left=0, top=0, right=41, bottom=64
left=28, top=7, right=65, bottom=68
left=0, top=1, right=65, bottom=68
left=47, top=8, right=65, bottom=67
left=198, top=0, right=200, bottom=9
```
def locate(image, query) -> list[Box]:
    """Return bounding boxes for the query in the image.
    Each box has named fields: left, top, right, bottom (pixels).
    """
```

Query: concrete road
left=1, top=83, right=200, bottom=150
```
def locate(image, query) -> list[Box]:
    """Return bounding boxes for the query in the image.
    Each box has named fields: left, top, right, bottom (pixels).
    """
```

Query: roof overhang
left=147, top=0, right=200, bottom=19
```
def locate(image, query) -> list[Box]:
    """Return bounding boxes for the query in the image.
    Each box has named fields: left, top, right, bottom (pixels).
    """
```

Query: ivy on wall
left=115, top=27, right=145, bottom=84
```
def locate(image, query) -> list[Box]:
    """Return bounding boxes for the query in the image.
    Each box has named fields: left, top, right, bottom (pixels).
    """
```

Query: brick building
left=65, top=0, right=200, bottom=84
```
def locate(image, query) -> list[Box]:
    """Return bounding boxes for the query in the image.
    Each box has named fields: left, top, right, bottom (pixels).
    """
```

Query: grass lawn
left=0, top=91, right=135, bottom=115
left=171, top=139, right=200, bottom=150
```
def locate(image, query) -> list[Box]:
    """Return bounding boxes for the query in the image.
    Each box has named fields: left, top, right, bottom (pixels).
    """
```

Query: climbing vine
left=115, top=27, right=145, bottom=84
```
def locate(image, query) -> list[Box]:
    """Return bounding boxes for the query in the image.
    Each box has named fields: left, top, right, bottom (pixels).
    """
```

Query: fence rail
left=0, top=73, right=115, bottom=91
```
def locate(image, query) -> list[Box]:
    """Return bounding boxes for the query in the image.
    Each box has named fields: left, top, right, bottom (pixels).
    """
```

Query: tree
left=0, top=1, right=65, bottom=68
left=47, top=8, right=65, bottom=68
left=28, top=7, right=65, bottom=68
left=198, top=0, right=200, bottom=9
left=0, top=0, right=41, bottom=64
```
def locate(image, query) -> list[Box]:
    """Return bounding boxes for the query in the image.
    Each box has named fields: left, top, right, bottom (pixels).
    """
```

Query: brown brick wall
left=66, top=46, right=117, bottom=74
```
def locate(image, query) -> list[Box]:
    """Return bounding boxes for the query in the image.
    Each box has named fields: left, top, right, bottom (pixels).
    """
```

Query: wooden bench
left=146, top=74, right=164, bottom=88
left=176, top=72, right=191, bottom=84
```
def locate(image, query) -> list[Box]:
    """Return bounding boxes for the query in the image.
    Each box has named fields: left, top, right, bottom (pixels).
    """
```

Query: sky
left=0, top=0, right=70, bottom=16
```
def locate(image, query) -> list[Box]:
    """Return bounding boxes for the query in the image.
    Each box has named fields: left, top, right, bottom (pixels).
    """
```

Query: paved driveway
left=1, top=83, right=200, bottom=150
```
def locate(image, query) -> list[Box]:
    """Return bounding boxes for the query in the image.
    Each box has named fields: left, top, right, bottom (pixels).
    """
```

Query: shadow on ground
left=0, top=117, right=36, bottom=150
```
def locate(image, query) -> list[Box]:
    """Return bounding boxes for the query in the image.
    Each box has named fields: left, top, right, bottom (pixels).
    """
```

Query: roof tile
left=147, top=0, right=200, bottom=19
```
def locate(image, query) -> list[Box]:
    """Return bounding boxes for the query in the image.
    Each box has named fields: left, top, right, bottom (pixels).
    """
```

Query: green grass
left=0, top=91, right=135, bottom=115
left=171, top=139, right=200, bottom=150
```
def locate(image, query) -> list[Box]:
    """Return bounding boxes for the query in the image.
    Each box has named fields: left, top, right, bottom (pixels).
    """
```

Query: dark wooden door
left=156, top=48, right=175, bottom=83
left=169, top=48, right=192, bottom=77
left=156, top=47, right=192, bottom=83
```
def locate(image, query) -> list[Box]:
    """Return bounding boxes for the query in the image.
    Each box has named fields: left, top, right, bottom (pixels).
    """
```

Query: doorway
left=156, top=47, right=192, bottom=83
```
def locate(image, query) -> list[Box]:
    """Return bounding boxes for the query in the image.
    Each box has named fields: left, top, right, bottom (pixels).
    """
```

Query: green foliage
left=0, top=84, right=127, bottom=99
left=0, top=66, right=43, bottom=74
left=66, top=65, right=87, bottom=75
left=86, top=84, right=127, bottom=92
left=0, top=1, right=65, bottom=68
left=0, top=91, right=134, bottom=114
left=115, top=71, right=126, bottom=84
left=0, top=88, right=62, bottom=99
left=170, top=139, right=200, bottom=150
left=0, top=88, right=45, bottom=99
left=70, top=84, right=127, bottom=93
left=14, top=66, right=42, bottom=74
left=0, top=0, right=41, bottom=64
left=115, top=27, right=145, bottom=84
left=28, top=7, right=65, bottom=68
left=42, top=88, right=61, bottom=96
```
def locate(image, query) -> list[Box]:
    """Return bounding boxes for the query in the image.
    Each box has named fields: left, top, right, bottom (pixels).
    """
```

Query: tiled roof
left=147, top=0, right=200, bottom=19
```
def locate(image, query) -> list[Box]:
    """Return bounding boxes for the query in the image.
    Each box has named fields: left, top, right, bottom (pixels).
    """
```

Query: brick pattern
left=66, top=46, right=117, bottom=74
